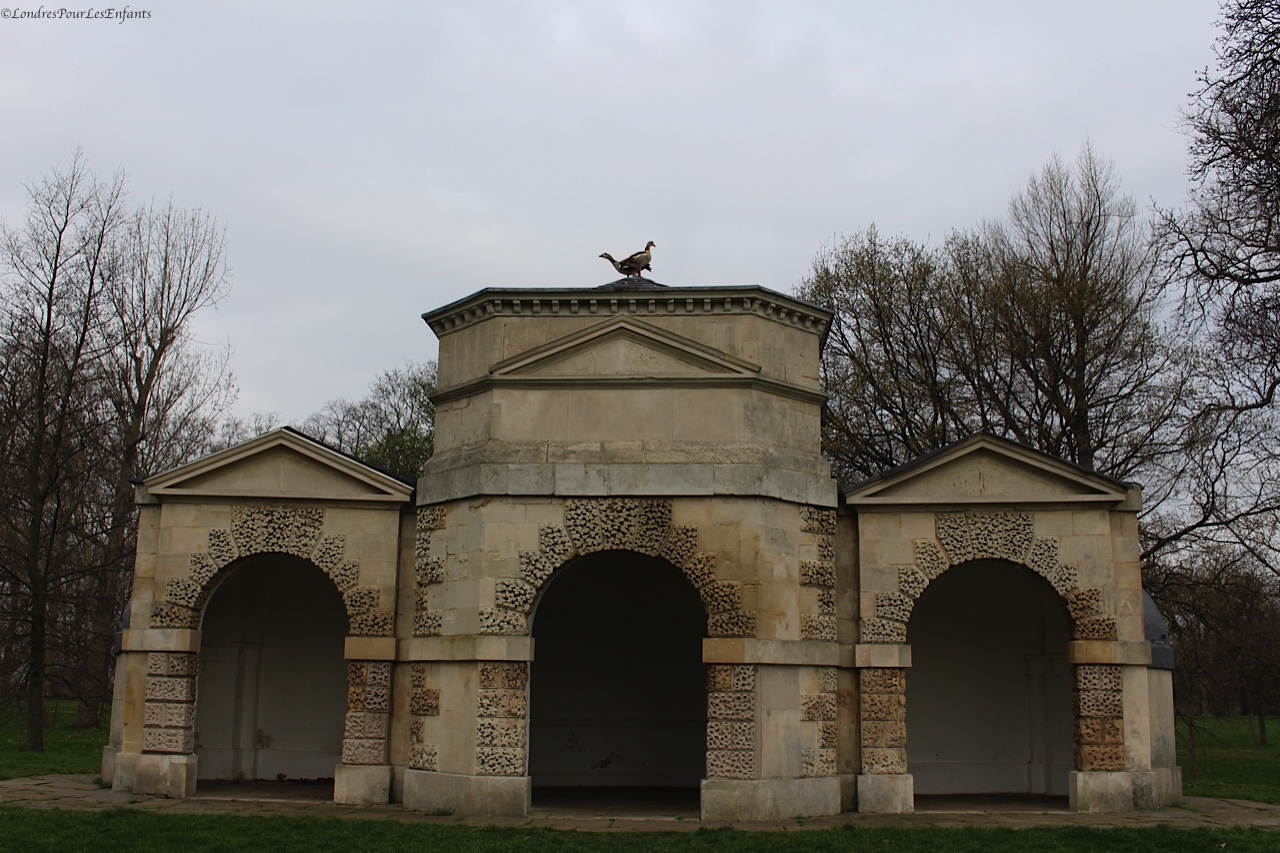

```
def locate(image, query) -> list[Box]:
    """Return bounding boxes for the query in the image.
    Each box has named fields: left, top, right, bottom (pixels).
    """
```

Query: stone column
left=855, top=665, right=913, bottom=813
left=1067, top=663, right=1134, bottom=812
left=335, top=659, right=393, bottom=804
left=133, top=651, right=199, bottom=797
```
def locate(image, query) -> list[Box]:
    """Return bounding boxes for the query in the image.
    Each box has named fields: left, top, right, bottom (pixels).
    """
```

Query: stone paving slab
left=2, top=775, right=1280, bottom=832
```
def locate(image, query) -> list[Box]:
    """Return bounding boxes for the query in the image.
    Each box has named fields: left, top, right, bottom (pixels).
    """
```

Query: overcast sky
left=1, top=1, right=1221, bottom=422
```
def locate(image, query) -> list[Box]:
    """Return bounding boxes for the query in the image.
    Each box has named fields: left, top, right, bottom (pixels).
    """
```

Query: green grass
left=0, top=702, right=108, bottom=781
left=1178, top=716, right=1280, bottom=804
left=0, top=812, right=1275, bottom=853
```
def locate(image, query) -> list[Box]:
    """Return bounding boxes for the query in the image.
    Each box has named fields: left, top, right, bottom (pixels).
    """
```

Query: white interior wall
left=906, top=560, right=1073, bottom=796
left=529, top=551, right=707, bottom=788
left=195, top=555, right=348, bottom=781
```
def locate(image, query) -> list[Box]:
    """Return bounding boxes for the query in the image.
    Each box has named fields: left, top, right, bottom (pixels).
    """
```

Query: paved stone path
left=2, top=775, right=1279, bottom=832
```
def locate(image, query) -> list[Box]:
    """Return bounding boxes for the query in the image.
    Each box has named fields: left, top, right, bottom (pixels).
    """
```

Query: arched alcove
left=529, top=550, right=707, bottom=797
left=906, top=559, right=1073, bottom=798
left=194, top=554, right=348, bottom=783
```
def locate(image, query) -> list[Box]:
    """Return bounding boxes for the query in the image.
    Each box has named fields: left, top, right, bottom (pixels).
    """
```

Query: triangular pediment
left=490, top=316, right=761, bottom=379
left=142, top=428, right=414, bottom=504
left=842, top=434, right=1134, bottom=507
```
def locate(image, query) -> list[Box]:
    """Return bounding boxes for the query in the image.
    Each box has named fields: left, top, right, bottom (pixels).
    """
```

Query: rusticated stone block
left=936, top=511, right=1033, bottom=565
left=414, top=611, right=443, bottom=637
left=206, top=528, right=237, bottom=568
left=706, top=750, right=755, bottom=780
left=1067, top=587, right=1105, bottom=621
left=145, top=677, right=196, bottom=703
left=897, top=566, right=929, bottom=600
left=344, top=711, right=388, bottom=740
left=477, top=689, right=527, bottom=718
left=707, top=692, right=755, bottom=721
left=144, top=702, right=196, bottom=729
left=860, top=617, right=906, bottom=643
left=363, top=685, right=390, bottom=713
left=862, top=693, right=906, bottom=721
left=414, top=585, right=432, bottom=611
left=801, top=614, right=837, bottom=641
left=860, top=668, right=906, bottom=695
left=165, top=578, right=204, bottom=609
left=142, top=727, right=194, bottom=754
left=416, top=556, right=445, bottom=586
left=341, top=738, right=386, bottom=765
left=731, top=665, right=756, bottom=692
left=410, top=717, right=425, bottom=743
left=913, top=539, right=948, bottom=580
left=329, top=561, right=359, bottom=592
left=150, top=602, right=198, bottom=629
left=1075, top=665, right=1123, bottom=693
left=418, top=504, right=447, bottom=531
left=476, top=747, right=525, bottom=776
left=861, top=720, right=907, bottom=748
left=708, top=610, right=756, bottom=638
left=861, top=747, right=907, bottom=775
left=800, top=506, right=836, bottom=535
left=349, top=611, right=394, bottom=637
left=478, top=608, right=528, bottom=635
left=411, top=688, right=440, bottom=716
left=707, top=665, right=733, bottom=692
left=231, top=505, right=323, bottom=559
left=539, top=525, right=572, bottom=564
left=875, top=592, right=914, bottom=623
left=477, top=718, right=527, bottom=748
left=519, top=551, right=558, bottom=590
left=1075, top=689, right=1124, bottom=718
left=818, top=589, right=836, bottom=615
left=707, top=721, right=755, bottom=751
left=801, top=748, right=836, bottom=777
left=799, top=561, right=835, bottom=588
left=819, top=721, right=838, bottom=749
left=479, top=662, right=528, bottom=690
left=699, top=581, right=742, bottom=614
left=495, top=579, right=537, bottom=613
left=311, top=535, right=346, bottom=573
left=817, top=535, right=835, bottom=562
left=1074, top=716, right=1125, bottom=745
left=343, top=585, right=381, bottom=617
left=1074, top=616, right=1118, bottom=640
left=187, top=552, right=218, bottom=587
left=1026, top=536, right=1061, bottom=578
left=411, top=664, right=428, bottom=689
left=409, top=742, right=438, bottom=771
left=659, top=525, right=698, bottom=569
left=818, top=667, right=838, bottom=694
left=801, top=693, right=836, bottom=721
left=367, top=661, right=391, bottom=687
left=681, top=553, right=717, bottom=590
left=347, top=686, right=367, bottom=712
left=348, top=662, right=368, bottom=685
left=146, top=652, right=197, bottom=678
left=1076, top=744, right=1125, bottom=772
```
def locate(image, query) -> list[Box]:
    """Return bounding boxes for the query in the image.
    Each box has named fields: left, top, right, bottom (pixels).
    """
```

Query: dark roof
left=839, top=432, right=1135, bottom=497
left=1144, top=591, right=1175, bottom=670
left=596, top=277, right=670, bottom=291
left=280, top=425, right=419, bottom=488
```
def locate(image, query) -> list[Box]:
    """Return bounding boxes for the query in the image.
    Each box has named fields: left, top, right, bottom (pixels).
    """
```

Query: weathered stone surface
left=414, top=610, right=443, bottom=636
left=708, top=610, right=756, bottom=638
left=479, top=662, right=529, bottom=690
left=344, top=711, right=388, bottom=739
left=800, top=561, right=835, bottom=588
left=818, top=721, right=838, bottom=749
left=231, top=505, right=323, bottom=559
left=1075, top=717, right=1125, bottom=745
left=861, top=720, right=907, bottom=748
left=706, top=750, right=756, bottom=780
left=1075, top=689, right=1124, bottom=718
left=913, top=539, right=948, bottom=580
left=409, top=742, right=438, bottom=771
left=165, top=578, right=204, bottom=609
left=681, top=553, right=717, bottom=590
left=411, top=688, right=441, bottom=716
left=817, top=535, right=835, bottom=562
left=144, top=702, right=196, bottom=729
left=1075, top=665, right=1123, bottom=692
left=936, top=511, right=1033, bottom=566
left=1068, top=587, right=1105, bottom=621
left=659, top=525, right=698, bottom=569
left=707, top=721, right=755, bottom=751
left=800, top=693, right=836, bottom=722
left=874, top=592, right=914, bottom=623
left=145, top=677, right=197, bottom=703
left=818, top=589, right=836, bottom=615
left=861, top=747, right=907, bottom=775
left=860, top=618, right=906, bottom=643
left=801, top=748, right=836, bottom=777
left=896, top=566, right=929, bottom=599
left=707, top=692, right=755, bottom=721
left=341, top=738, right=387, bottom=765
left=476, top=747, right=525, bottom=776
left=860, top=668, right=906, bottom=695
left=801, top=614, right=837, bottom=641
left=1074, top=616, right=1119, bottom=640
left=150, top=602, right=198, bottom=629
left=494, top=579, right=537, bottom=613
left=477, top=689, right=527, bottom=718
left=862, top=693, right=907, bottom=721
left=416, top=556, right=445, bottom=586
left=343, top=585, right=381, bottom=617
left=142, top=728, right=195, bottom=754
left=478, top=608, right=527, bottom=635
left=312, top=535, right=346, bottom=573
left=801, top=506, right=836, bottom=535
left=818, top=667, right=838, bottom=694
left=349, top=611, right=394, bottom=637
left=699, top=581, right=742, bottom=614
left=476, top=718, right=527, bottom=748
left=1076, top=744, right=1126, bottom=772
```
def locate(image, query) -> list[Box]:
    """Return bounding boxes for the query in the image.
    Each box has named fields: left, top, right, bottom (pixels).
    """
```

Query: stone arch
left=474, top=498, right=756, bottom=638
left=149, top=504, right=392, bottom=637
left=859, top=511, right=1116, bottom=645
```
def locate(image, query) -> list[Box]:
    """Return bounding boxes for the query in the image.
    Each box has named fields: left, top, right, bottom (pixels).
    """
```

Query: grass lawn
left=0, top=702, right=108, bottom=781
left=0, top=811, right=1276, bottom=853
left=1179, top=716, right=1280, bottom=804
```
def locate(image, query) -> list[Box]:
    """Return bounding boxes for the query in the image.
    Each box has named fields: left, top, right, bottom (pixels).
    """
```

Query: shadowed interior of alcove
left=194, top=555, right=348, bottom=790
left=529, top=551, right=706, bottom=811
left=907, top=560, right=1073, bottom=801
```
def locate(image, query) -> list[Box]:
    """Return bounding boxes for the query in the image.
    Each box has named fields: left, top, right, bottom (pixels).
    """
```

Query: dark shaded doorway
left=907, top=560, right=1073, bottom=798
left=194, top=555, right=347, bottom=786
left=529, top=550, right=706, bottom=809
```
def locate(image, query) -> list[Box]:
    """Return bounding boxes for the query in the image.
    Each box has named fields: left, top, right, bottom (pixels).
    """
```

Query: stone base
left=101, top=745, right=119, bottom=785
left=855, top=773, right=914, bottom=813
left=133, top=753, right=198, bottom=798
left=700, top=777, right=840, bottom=822
left=334, top=763, right=392, bottom=805
left=1154, top=766, right=1183, bottom=807
left=1069, top=770, right=1168, bottom=813
left=837, top=772, right=857, bottom=812
left=403, top=770, right=530, bottom=818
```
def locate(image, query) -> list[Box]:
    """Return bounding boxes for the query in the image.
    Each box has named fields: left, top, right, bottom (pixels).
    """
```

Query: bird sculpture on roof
left=600, top=241, right=655, bottom=278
